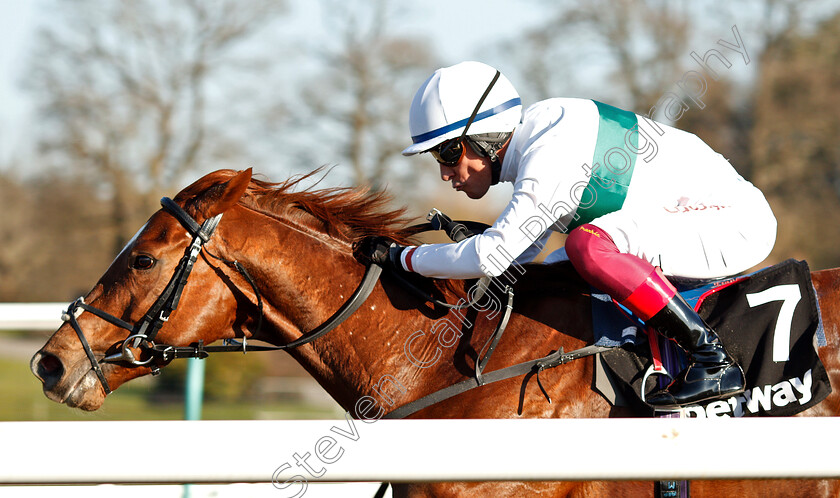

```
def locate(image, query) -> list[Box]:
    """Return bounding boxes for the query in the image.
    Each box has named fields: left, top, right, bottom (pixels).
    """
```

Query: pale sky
left=0, top=0, right=546, bottom=165
left=0, top=0, right=37, bottom=163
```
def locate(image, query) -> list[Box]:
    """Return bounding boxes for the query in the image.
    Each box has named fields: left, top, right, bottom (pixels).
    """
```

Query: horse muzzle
left=30, top=348, right=107, bottom=410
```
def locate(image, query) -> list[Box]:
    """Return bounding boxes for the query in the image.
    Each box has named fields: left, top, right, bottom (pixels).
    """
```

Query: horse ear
left=193, top=168, right=252, bottom=219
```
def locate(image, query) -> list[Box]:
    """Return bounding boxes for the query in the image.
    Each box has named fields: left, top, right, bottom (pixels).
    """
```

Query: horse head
left=31, top=169, right=254, bottom=411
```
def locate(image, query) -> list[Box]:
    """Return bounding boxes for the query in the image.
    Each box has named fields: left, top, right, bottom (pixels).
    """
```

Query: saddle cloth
left=592, top=259, right=831, bottom=417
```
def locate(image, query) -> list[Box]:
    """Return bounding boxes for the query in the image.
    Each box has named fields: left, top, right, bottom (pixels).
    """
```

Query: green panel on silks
left=568, top=100, right=638, bottom=230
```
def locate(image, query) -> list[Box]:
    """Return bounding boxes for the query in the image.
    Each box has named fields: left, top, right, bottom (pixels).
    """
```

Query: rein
left=148, top=264, right=382, bottom=359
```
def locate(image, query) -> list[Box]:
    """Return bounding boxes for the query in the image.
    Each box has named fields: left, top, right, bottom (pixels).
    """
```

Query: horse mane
left=175, top=169, right=587, bottom=307
left=176, top=169, right=419, bottom=245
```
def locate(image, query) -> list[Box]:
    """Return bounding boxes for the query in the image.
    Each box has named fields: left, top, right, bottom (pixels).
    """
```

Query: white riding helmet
left=402, top=61, right=522, bottom=156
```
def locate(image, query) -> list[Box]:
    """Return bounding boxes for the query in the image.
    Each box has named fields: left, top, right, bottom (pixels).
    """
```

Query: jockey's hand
left=353, top=236, right=409, bottom=271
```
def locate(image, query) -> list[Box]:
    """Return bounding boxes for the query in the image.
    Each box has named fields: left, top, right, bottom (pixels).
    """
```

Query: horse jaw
left=62, top=370, right=107, bottom=411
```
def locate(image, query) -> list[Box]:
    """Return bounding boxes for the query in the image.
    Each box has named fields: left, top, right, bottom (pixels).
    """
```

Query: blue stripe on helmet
left=411, top=97, right=522, bottom=145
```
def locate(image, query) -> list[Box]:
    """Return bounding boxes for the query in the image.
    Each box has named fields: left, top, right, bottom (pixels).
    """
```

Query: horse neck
left=222, top=206, right=592, bottom=415
left=217, top=208, right=457, bottom=411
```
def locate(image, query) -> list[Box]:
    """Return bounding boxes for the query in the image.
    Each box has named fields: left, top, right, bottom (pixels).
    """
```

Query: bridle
left=62, top=198, right=225, bottom=394
left=63, top=196, right=382, bottom=395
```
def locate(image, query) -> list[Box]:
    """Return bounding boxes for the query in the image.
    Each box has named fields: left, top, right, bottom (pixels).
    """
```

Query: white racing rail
left=0, top=302, right=65, bottom=330
left=1, top=418, right=839, bottom=484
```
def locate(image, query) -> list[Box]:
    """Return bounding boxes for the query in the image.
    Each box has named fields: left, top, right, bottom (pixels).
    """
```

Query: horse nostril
left=32, top=352, right=64, bottom=387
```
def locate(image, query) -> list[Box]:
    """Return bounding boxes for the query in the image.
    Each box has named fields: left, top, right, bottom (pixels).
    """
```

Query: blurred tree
left=750, top=11, right=840, bottom=269
left=678, top=0, right=831, bottom=180
left=0, top=171, right=41, bottom=301
left=0, top=169, right=114, bottom=301
left=293, top=0, right=439, bottom=190
left=506, top=0, right=692, bottom=111
left=28, top=0, right=289, bottom=254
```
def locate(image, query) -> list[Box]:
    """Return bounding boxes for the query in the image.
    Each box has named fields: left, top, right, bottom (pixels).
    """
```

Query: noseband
left=62, top=198, right=223, bottom=394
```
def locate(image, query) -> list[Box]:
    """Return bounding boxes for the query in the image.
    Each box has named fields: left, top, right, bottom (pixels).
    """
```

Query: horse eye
left=131, top=255, right=156, bottom=270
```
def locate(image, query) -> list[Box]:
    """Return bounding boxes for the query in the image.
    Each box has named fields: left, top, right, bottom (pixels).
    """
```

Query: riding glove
left=353, top=236, right=409, bottom=271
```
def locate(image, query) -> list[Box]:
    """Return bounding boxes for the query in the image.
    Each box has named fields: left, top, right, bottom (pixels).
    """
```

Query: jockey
left=356, top=61, right=777, bottom=408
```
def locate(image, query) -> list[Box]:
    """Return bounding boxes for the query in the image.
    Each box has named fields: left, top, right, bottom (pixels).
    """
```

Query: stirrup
left=640, top=363, right=675, bottom=407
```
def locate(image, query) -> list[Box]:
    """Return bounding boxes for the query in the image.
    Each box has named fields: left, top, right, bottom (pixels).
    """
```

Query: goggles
left=430, top=138, right=466, bottom=166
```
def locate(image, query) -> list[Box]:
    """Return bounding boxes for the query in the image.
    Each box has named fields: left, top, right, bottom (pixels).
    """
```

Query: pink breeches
left=565, top=224, right=676, bottom=321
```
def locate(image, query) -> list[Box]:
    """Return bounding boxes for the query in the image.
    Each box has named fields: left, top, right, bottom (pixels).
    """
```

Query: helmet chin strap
left=490, top=161, right=502, bottom=185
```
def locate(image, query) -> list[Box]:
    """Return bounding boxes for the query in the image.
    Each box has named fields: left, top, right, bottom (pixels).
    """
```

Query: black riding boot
left=645, top=293, right=745, bottom=408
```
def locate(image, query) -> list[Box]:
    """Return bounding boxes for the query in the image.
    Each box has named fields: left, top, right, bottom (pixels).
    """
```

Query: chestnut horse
left=31, top=169, right=840, bottom=497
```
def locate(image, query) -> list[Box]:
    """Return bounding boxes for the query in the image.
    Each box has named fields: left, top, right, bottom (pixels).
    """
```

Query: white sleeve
left=514, top=230, right=552, bottom=265
left=408, top=147, right=584, bottom=279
